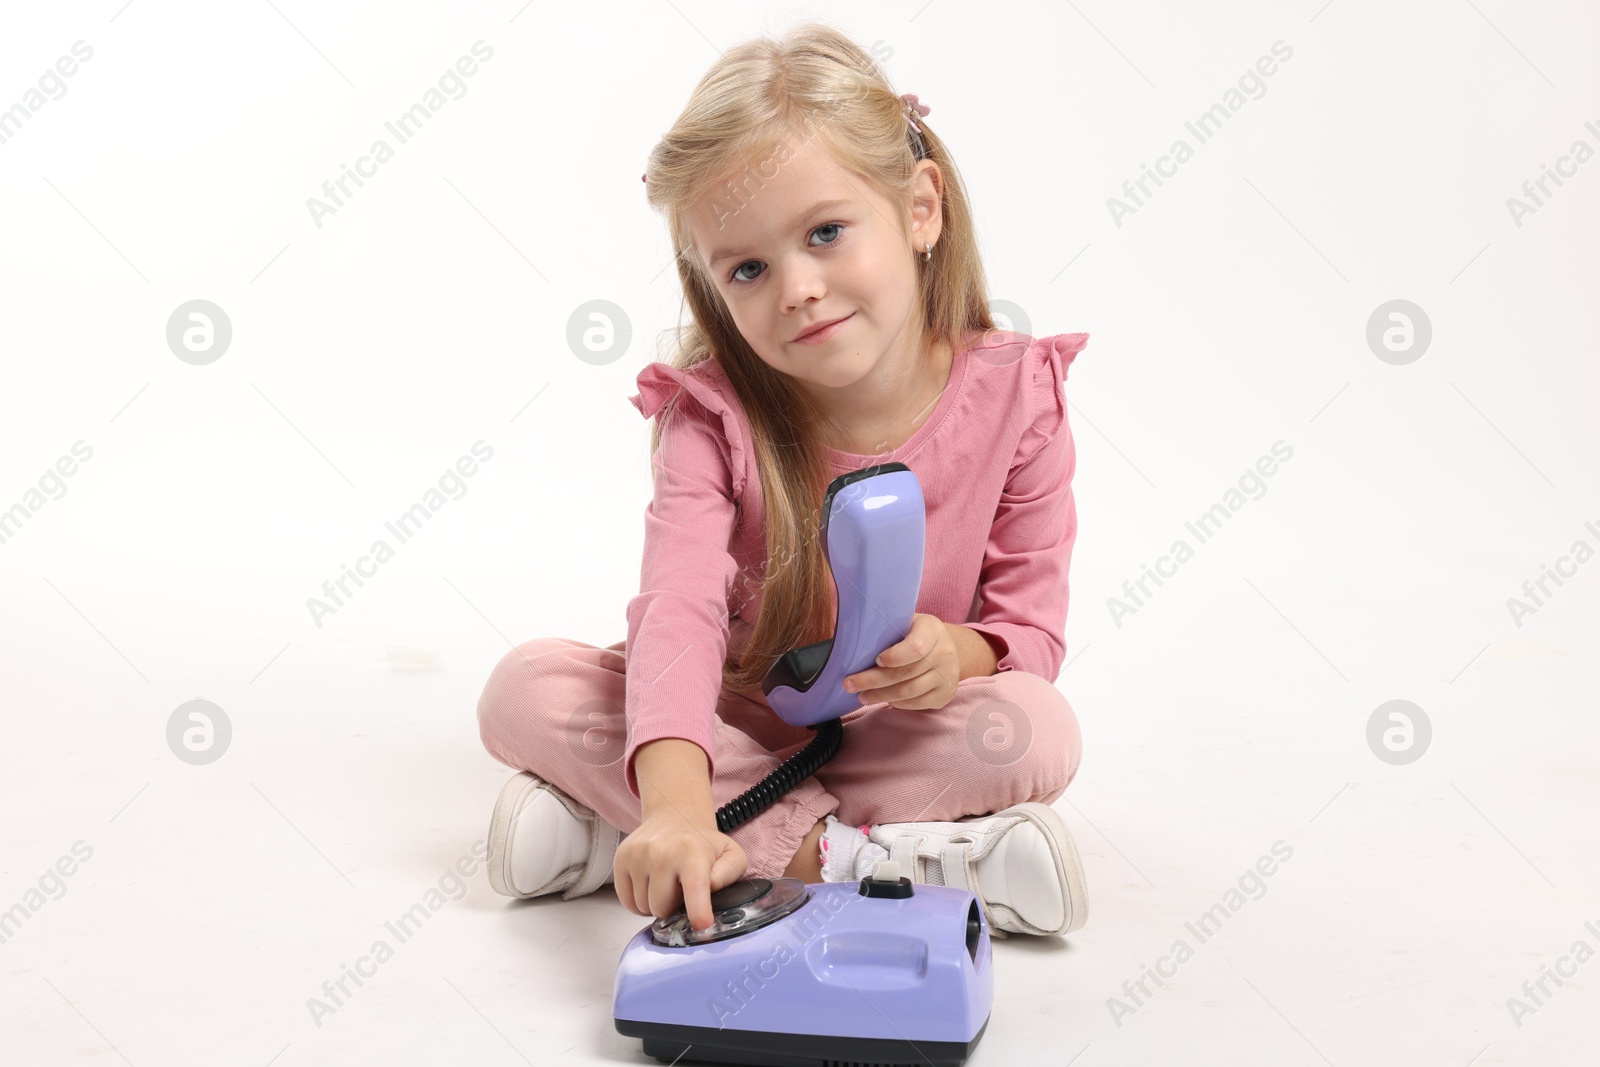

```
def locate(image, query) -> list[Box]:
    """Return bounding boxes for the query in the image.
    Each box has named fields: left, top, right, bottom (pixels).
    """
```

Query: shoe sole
left=1001, top=802, right=1088, bottom=935
left=486, top=772, right=544, bottom=898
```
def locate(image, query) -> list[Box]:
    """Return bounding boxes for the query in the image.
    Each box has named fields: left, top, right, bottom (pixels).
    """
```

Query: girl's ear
left=908, top=160, right=944, bottom=252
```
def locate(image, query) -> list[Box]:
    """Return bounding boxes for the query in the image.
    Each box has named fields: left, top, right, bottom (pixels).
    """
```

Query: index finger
left=873, top=631, right=926, bottom=669
left=845, top=639, right=911, bottom=691
left=679, top=868, right=714, bottom=933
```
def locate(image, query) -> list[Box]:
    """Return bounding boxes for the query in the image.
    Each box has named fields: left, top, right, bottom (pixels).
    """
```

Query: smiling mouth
left=794, top=313, right=853, bottom=341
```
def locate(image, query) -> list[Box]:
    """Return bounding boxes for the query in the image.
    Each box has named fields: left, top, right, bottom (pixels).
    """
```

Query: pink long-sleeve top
left=621, top=329, right=1088, bottom=799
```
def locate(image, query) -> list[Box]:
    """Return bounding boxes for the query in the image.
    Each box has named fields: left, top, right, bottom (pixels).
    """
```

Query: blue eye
left=729, top=222, right=846, bottom=286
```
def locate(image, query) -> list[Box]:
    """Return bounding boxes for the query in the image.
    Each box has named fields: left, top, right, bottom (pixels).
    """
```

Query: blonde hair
left=641, top=21, right=994, bottom=692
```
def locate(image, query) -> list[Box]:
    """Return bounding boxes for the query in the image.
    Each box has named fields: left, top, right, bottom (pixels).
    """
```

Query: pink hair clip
left=900, top=92, right=930, bottom=135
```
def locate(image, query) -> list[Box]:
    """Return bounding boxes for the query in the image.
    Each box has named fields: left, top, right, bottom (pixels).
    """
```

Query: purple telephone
left=613, top=463, right=995, bottom=1067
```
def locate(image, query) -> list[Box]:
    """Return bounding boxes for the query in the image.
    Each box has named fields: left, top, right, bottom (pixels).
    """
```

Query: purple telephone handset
left=709, top=464, right=925, bottom=836
left=760, top=462, right=925, bottom=728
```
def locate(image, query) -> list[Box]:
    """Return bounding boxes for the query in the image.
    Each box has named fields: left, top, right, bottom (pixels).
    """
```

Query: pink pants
left=476, top=636, right=1084, bottom=881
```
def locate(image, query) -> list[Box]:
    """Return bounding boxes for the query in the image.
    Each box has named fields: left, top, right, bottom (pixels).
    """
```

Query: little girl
left=476, top=22, right=1090, bottom=939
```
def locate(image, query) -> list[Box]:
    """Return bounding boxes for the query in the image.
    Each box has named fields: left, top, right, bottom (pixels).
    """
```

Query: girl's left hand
left=842, top=613, right=960, bottom=711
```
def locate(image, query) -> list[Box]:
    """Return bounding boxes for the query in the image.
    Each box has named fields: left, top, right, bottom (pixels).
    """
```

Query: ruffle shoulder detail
left=1021, top=332, right=1089, bottom=464
left=1035, top=332, right=1088, bottom=396
left=628, top=360, right=749, bottom=498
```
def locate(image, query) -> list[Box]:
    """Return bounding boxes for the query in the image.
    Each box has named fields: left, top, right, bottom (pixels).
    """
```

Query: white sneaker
left=824, top=802, right=1088, bottom=937
left=485, top=771, right=623, bottom=900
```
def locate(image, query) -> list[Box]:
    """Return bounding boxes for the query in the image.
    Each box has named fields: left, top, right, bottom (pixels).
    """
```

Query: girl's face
left=687, top=135, right=942, bottom=395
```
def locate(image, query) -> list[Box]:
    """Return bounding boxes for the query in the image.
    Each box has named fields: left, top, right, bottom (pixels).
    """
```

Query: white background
left=1, top=1, right=1597, bottom=1064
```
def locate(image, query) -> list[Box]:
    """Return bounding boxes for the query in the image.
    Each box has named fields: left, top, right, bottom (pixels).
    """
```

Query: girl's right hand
left=614, top=809, right=748, bottom=933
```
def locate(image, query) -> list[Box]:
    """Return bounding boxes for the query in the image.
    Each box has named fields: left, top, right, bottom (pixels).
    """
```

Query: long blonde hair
left=641, top=21, right=994, bottom=692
